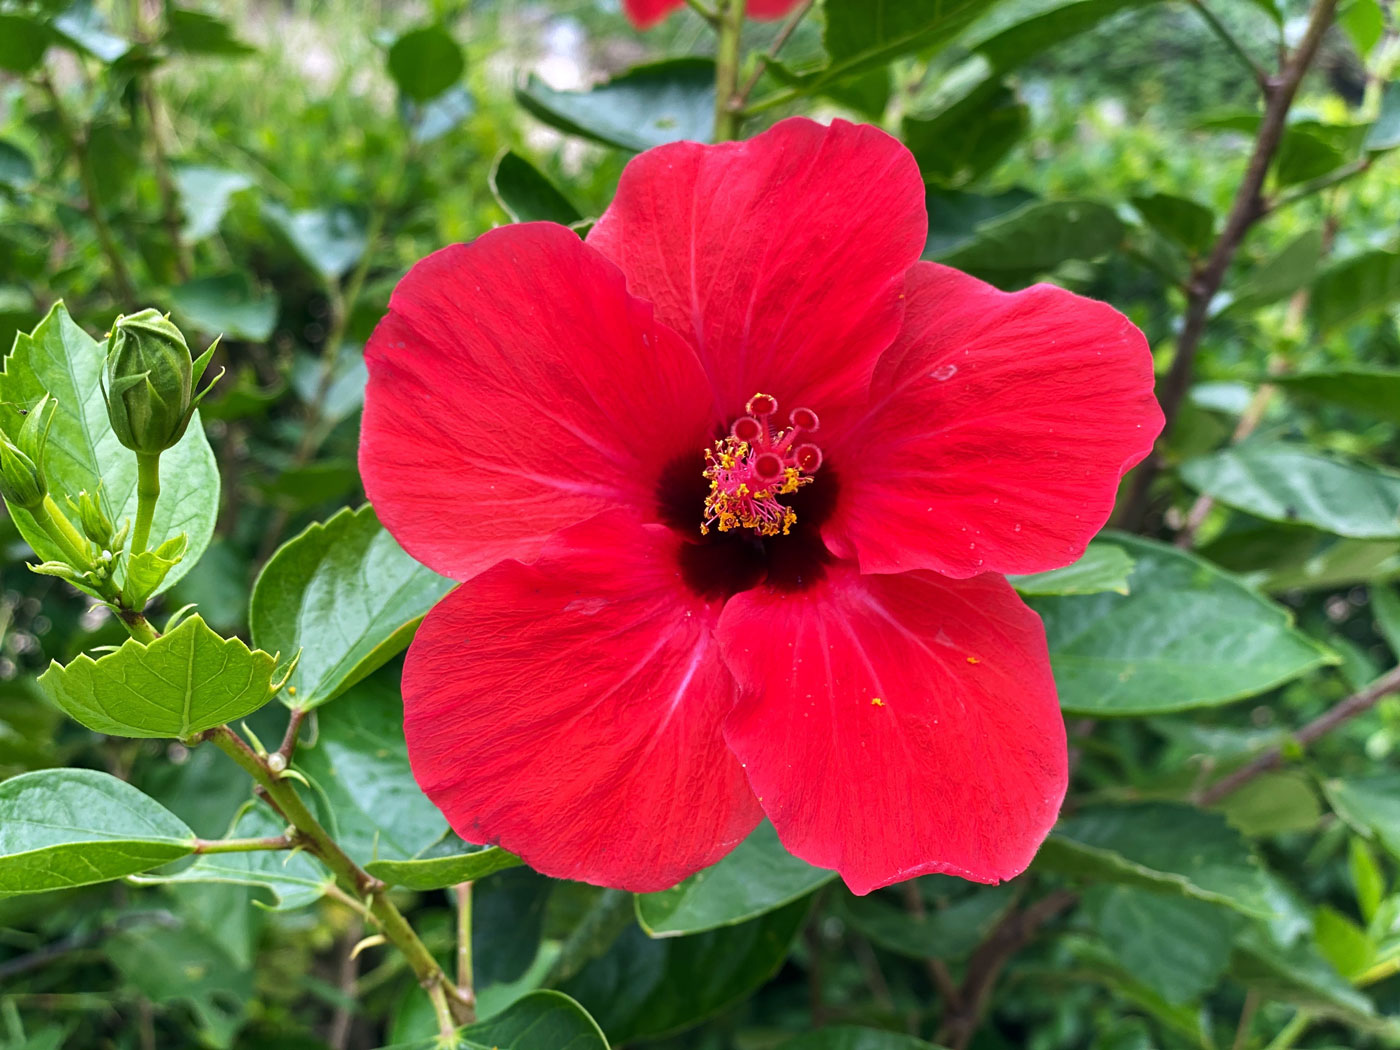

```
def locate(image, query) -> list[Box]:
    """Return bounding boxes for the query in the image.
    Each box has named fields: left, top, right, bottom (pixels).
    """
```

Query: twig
left=328, top=922, right=363, bottom=1050
left=1116, top=0, right=1342, bottom=530
left=900, top=881, right=962, bottom=1008
left=1233, top=989, right=1261, bottom=1050
left=937, top=890, right=1078, bottom=1050
left=204, top=725, right=475, bottom=1026
left=734, top=0, right=813, bottom=108
left=37, top=72, right=137, bottom=305
left=1187, top=0, right=1269, bottom=90
left=1197, top=664, right=1400, bottom=806
left=277, top=706, right=309, bottom=766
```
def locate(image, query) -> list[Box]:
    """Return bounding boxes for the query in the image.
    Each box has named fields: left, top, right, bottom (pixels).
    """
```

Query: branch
left=1116, top=0, right=1341, bottom=529
left=1196, top=664, right=1400, bottom=806
left=204, top=725, right=475, bottom=1026
left=937, top=890, right=1077, bottom=1050
left=1187, top=0, right=1269, bottom=90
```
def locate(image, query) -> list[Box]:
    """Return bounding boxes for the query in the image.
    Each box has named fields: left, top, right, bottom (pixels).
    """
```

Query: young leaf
left=1181, top=444, right=1400, bottom=540
left=250, top=504, right=452, bottom=710
left=516, top=58, right=715, bottom=152
left=636, top=821, right=834, bottom=937
left=37, top=614, right=281, bottom=739
left=0, top=303, right=219, bottom=594
left=1029, top=534, right=1332, bottom=715
left=0, top=768, right=195, bottom=894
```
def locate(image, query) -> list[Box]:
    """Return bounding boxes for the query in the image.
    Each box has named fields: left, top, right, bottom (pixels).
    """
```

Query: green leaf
left=1349, top=838, right=1385, bottom=921
left=0, top=139, right=35, bottom=189
left=819, top=0, right=1008, bottom=86
left=132, top=806, right=333, bottom=910
left=1314, top=904, right=1373, bottom=979
left=778, top=1029, right=946, bottom=1050
left=1325, top=775, right=1400, bottom=860
left=1131, top=192, right=1215, bottom=256
left=37, top=615, right=279, bottom=739
left=459, top=991, right=608, bottom=1050
left=835, top=879, right=1017, bottom=960
left=366, top=833, right=522, bottom=891
left=174, top=165, right=254, bottom=242
left=1181, top=444, right=1400, bottom=540
left=932, top=199, right=1124, bottom=277
left=171, top=272, right=277, bottom=342
left=1311, top=250, right=1400, bottom=332
left=1341, top=0, right=1385, bottom=59
left=1088, top=886, right=1235, bottom=1004
left=489, top=150, right=583, bottom=226
left=1219, top=229, right=1323, bottom=316
left=1028, top=534, right=1331, bottom=715
left=1373, top=583, right=1400, bottom=659
left=0, top=767, right=194, bottom=895
left=1220, top=771, right=1323, bottom=836
left=164, top=7, right=255, bottom=56
left=636, top=821, right=834, bottom=937
left=1009, top=541, right=1134, bottom=596
left=251, top=504, right=452, bottom=710
left=1364, top=81, right=1400, bottom=151
left=1038, top=802, right=1276, bottom=917
left=560, top=898, right=809, bottom=1043
left=903, top=71, right=1027, bottom=186
left=924, top=186, right=1036, bottom=258
left=1232, top=923, right=1381, bottom=1028
left=0, top=14, right=49, bottom=74
left=0, top=303, right=219, bottom=595
left=387, top=25, right=464, bottom=103
left=967, top=0, right=1158, bottom=73
left=516, top=58, right=715, bottom=152
left=297, top=672, right=449, bottom=863
left=1273, top=368, right=1400, bottom=426
left=263, top=203, right=368, bottom=284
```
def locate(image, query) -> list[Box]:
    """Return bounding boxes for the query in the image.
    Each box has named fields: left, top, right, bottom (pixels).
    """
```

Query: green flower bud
left=0, top=395, right=56, bottom=510
left=102, top=309, right=222, bottom=455
left=70, top=487, right=116, bottom=548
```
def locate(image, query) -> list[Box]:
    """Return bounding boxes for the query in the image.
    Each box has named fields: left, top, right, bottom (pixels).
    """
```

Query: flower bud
left=71, top=488, right=116, bottom=548
left=0, top=395, right=55, bottom=510
left=102, top=309, right=222, bottom=455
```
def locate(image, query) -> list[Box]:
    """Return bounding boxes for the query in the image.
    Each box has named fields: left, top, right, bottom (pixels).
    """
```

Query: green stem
left=455, top=883, right=475, bottom=1006
left=740, top=84, right=801, bottom=117
left=1262, top=1011, right=1311, bottom=1050
left=683, top=0, right=718, bottom=22
left=191, top=834, right=294, bottom=854
left=205, top=726, right=473, bottom=1026
left=131, top=452, right=161, bottom=554
left=713, top=0, right=747, bottom=141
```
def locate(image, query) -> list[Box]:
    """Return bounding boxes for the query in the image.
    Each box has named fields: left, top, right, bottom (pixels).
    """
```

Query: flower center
left=701, top=393, right=823, bottom=538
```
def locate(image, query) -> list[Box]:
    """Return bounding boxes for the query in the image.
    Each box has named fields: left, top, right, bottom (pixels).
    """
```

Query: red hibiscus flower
left=360, top=118, right=1163, bottom=896
left=624, top=0, right=802, bottom=30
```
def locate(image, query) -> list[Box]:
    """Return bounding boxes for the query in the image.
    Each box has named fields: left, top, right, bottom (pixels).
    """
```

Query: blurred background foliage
left=2, top=0, right=1400, bottom=1049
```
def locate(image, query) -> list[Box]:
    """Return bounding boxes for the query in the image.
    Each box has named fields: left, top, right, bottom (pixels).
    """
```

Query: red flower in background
left=624, top=0, right=802, bottom=31
left=360, top=118, right=1163, bottom=895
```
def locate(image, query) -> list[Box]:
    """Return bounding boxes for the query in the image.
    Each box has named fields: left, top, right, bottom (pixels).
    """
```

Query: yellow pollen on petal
left=871, top=697, right=885, bottom=707
left=966, top=656, right=981, bottom=665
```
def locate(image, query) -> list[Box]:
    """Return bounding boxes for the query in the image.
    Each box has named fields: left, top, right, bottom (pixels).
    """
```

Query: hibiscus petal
left=718, top=566, right=1066, bottom=895
left=361, top=222, right=715, bottom=581
left=824, top=262, right=1163, bottom=577
left=404, top=512, right=760, bottom=892
left=586, top=117, right=926, bottom=419
left=624, top=0, right=801, bottom=29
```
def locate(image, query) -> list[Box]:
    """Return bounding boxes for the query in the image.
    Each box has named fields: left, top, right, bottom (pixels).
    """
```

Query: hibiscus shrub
left=1, top=2, right=1399, bottom=1049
